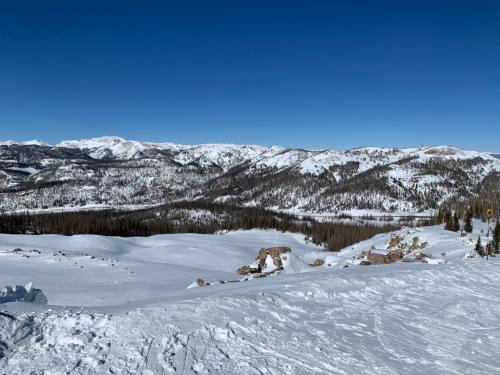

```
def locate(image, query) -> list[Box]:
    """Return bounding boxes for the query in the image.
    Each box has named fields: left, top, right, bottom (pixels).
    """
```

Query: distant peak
left=423, top=145, right=465, bottom=156
left=56, top=136, right=128, bottom=146
left=0, top=139, right=50, bottom=147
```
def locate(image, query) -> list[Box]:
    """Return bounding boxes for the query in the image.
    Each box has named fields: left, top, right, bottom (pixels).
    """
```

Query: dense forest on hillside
left=0, top=202, right=401, bottom=251
left=445, top=171, right=500, bottom=220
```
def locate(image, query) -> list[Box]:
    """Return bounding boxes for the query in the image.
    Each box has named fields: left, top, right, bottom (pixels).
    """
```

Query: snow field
left=1, top=222, right=499, bottom=373
left=2, top=261, right=500, bottom=374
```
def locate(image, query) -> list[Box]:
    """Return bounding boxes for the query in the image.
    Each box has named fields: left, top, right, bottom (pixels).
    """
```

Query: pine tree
left=452, top=212, right=460, bottom=232
left=494, top=219, right=500, bottom=252
left=444, top=210, right=453, bottom=231
left=475, top=236, right=484, bottom=257
left=437, top=207, right=445, bottom=224
left=464, top=208, right=473, bottom=233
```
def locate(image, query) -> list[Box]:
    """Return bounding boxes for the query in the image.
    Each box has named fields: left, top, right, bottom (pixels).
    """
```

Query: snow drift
left=0, top=283, right=47, bottom=305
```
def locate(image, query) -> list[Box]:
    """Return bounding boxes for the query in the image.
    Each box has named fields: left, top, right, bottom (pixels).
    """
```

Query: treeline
left=0, top=202, right=400, bottom=251
left=300, top=221, right=400, bottom=251
left=441, top=171, right=500, bottom=220
left=436, top=202, right=500, bottom=257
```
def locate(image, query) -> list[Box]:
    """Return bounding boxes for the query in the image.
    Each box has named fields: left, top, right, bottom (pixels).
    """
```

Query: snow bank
left=281, top=251, right=310, bottom=273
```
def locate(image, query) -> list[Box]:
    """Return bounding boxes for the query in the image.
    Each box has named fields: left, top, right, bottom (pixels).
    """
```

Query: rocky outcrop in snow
left=236, top=246, right=310, bottom=277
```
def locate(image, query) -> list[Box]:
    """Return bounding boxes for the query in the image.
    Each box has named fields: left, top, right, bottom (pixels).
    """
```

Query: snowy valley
left=1, top=137, right=499, bottom=374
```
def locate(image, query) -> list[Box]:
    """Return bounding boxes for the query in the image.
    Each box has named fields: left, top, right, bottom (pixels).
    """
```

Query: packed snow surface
left=1, top=225, right=500, bottom=374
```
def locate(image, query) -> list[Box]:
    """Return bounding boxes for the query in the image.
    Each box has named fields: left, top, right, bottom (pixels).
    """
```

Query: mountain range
left=0, top=136, right=499, bottom=214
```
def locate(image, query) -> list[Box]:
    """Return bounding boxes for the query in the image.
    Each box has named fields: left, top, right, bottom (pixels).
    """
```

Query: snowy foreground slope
left=1, top=225, right=500, bottom=374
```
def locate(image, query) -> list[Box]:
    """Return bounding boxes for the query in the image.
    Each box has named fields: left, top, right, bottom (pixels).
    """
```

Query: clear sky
left=1, top=1, right=499, bottom=151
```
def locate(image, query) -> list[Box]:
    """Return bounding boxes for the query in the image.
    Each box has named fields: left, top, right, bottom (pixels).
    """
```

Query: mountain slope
left=0, top=137, right=499, bottom=213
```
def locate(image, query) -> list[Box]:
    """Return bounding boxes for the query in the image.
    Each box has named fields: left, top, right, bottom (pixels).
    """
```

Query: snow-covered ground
left=1, top=223, right=500, bottom=374
left=0, top=230, right=323, bottom=310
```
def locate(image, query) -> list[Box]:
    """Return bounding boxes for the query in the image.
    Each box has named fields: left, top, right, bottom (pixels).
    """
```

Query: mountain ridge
left=0, top=136, right=498, bottom=214
left=2, top=136, right=497, bottom=157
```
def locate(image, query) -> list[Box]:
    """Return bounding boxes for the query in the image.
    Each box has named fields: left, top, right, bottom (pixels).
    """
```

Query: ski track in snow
left=2, top=261, right=500, bottom=374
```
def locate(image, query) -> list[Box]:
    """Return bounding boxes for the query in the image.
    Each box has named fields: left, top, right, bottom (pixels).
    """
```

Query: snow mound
left=0, top=283, right=47, bottom=305
left=280, top=251, right=310, bottom=273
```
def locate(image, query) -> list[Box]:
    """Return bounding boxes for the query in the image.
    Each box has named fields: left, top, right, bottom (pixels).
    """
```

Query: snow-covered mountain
left=0, top=137, right=499, bottom=213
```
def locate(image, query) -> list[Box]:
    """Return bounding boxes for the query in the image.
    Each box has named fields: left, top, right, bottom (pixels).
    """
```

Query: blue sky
left=0, top=1, right=499, bottom=151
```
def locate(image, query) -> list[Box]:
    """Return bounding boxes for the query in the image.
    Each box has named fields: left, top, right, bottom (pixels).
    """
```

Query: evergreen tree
left=452, top=212, right=460, bottom=232
left=475, top=236, right=484, bottom=257
left=464, top=209, right=473, bottom=233
left=444, top=210, right=453, bottom=231
left=494, top=219, right=500, bottom=252
left=437, top=207, right=445, bottom=224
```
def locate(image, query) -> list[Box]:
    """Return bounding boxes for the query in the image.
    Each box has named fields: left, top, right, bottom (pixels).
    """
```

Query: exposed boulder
left=235, top=246, right=297, bottom=277
left=187, top=278, right=226, bottom=289
left=235, top=265, right=257, bottom=275
left=310, top=258, right=325, bottom=267
left=366, top=249, right=403, bottom=265
left=255, top=246, right=291, bottom=273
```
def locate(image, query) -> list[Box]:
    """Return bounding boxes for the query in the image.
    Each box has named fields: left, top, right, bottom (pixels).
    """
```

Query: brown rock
left=366, top=250, right=403, bottom=265
left=311, top=258, right=325, bottom=267
left=388, top=235, right=404, bottom=249
left=266, top=246, right=291, bottom=254
left=415, top=252, right=431, bottom=262
left=236, top=265, right=255, bottom=275
left=257, top=248, right=268, bottom=272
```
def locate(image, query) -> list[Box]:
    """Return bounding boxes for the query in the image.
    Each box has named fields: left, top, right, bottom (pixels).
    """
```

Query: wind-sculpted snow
left=0, top=224, right=500, bottom=373
left=0, top=283, right=47, bottom=305
left=0, top=230, right=324, bottom=308
left=1, top=262, right=500, bottom=374
left=0, top=137, right=499, bottom=213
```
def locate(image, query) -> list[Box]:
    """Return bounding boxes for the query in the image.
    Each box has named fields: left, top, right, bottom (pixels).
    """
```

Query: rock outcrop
left=235, top=246, right=292, bottom=276
left=366, top=250, right=403, bottom=265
